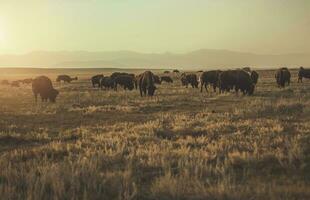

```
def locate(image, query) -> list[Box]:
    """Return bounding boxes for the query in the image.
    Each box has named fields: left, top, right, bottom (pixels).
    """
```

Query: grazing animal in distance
left=11, top=81, right=20, bottom=87
left=113, top=75, right=135, bottom=91
left=199, top=70, right=221, bottom=92
left=219, top=70, right=255, bottom=95
left=19, top=78, right=33, bottom=84
left=250, top=71, right=259, bottom=85
left=1, top=80, right=10, bottom=85
left=173, top=70, right=180, bottom=73
left=275, top=68, right=291, bottom=88
left=111, top=72, right=135, bottom=79
left=164, top=71, right=170, bottom=74
left=160, top=76, right=173, bottom=83
left=100, top=77, right=114, bottom=90
left=91, top=74, right=104, bottom=88
left=139, top=71, right=157, bottom=97
left=56, top=75, right=78, bottom=83
left=32, top=76, right=59, bottom=103
left=298, top=67, right=310, bottom=83
left=181, top=73, right=198, bottom=88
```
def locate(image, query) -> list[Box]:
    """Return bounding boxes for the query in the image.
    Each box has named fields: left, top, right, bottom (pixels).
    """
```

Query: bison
left=173, top=70, right=180, bottom=73
left=250, top=71, right=259, bottom=85
left=275, top=68, right=291, bottom=88
left=164, top=71, right=170, bottom=74
left=56, top=75, right=78, bottom=83
left=181, top=73, right=198, bottom=88
left=32, top=76, right=59, bottom=103
left=91, top=74, right=104, bottom=88
left=111, top=72, right=135, bottom=79
left=160, top=76, right=173, bottom=83
left=219, top=70, right=255, bottom=95
left=139, top=71, right=157, bottom=97
left=113, top=75, right=135, bottom=91
left=100, top=77, right=114, bottom=90
left=298, top=67, right=310, bottom=83
left=199, top=70, right=221, bottom=92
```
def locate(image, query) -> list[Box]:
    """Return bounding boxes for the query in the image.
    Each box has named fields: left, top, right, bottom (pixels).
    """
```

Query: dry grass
left=0, top=68, right=309, bottom=200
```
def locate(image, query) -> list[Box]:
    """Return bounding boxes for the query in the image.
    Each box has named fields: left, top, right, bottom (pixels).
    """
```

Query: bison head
left=49, top=89, right=59, bottom=103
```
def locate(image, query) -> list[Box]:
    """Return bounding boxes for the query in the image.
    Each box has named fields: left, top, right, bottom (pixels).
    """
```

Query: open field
left=0, top=68, right=310, bottom=200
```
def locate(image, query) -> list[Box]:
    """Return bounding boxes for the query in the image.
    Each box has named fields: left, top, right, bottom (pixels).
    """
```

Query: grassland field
left=0, top=68, right=309, bottom=200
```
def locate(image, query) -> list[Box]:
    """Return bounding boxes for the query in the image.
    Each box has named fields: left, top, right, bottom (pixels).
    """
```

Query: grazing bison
left=100, top=77, right=114, bottom=90
left=113, top=75, right=135, bottom=91
left=164, top=71, right=170, bottom=74
left=173, top=70, right=180, bottom=73
left=56, top=75, right=78, bottom=83
left=275, top=68, right=291, bottom=88
left=11, top=81, right=20, bottom=87
left=200, top=70, right=221, bottom=92
left=1, top=80, right=10, bottom=85
left=19, top=78, right=33, bottom=84
left=219, top=70, right=255, bottom=95
left=111, top=72, right=135, bottom=79
left=160, top=76, right=173, bottom=83
left=91, top=74, right=104, bottom=88
left=181, top=73, right=198, bottom=88
left=298, top=67, right=310, bottom=83
left=139, top=71, right=157, bottom=97
left=250, top=71, right=259, bottom=85
left=32, top=76, right=59, bottom=103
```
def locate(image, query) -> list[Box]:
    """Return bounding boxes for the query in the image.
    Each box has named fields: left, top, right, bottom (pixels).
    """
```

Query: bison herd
left=1, top=67, right=309, bottom=103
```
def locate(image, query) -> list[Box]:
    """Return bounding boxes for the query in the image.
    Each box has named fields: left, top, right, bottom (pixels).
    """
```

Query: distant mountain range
left=0, top=49, right=309, bottom=69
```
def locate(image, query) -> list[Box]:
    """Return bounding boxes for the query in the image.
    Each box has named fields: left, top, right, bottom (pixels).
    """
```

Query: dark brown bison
left=250, top=71, right=259, bottom=85
left=275, top=68, right=291, bottom=88
left=113, top=75, right=135, bottom=91
left=139, top=71, right=157, bottom=97
left=219, top=70, right=255, bottom=95
left=160, top=76, right=173, bottom=83
left=32, top=76, right=59, bottom=103
left=199, top=70, right=221, bottom=92
left=173, top=70, right=180, bottom=73
left=56, top=75, right=78, bottom=83
left=164, top=71, right=170, bottom=74
left=111, top=72, right=135, bottom=79
left=100, top=77, right=114, bottom=90
left=181, top=73, right=198, bottom=88
left=1, top=80, right=10, bottom=85
left=298, top=67, right=310, bottom=83
left=91, top=74, right=104, bottom=88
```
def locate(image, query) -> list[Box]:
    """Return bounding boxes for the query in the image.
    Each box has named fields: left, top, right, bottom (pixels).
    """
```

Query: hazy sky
left=0, top=0, right=309, bottom=54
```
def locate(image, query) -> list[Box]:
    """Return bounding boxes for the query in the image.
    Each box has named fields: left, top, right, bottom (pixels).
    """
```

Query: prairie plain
left=0, top=68, right=309, bottom=200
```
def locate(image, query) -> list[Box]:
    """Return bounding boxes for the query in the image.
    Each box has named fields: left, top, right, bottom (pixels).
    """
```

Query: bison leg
left=212, top=84, right=217, bottom=92
left=200, top=82, right=204, bottom=92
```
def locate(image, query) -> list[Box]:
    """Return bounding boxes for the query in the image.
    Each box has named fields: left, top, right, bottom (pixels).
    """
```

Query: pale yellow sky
left=0, top=0, right=309, bottom=54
